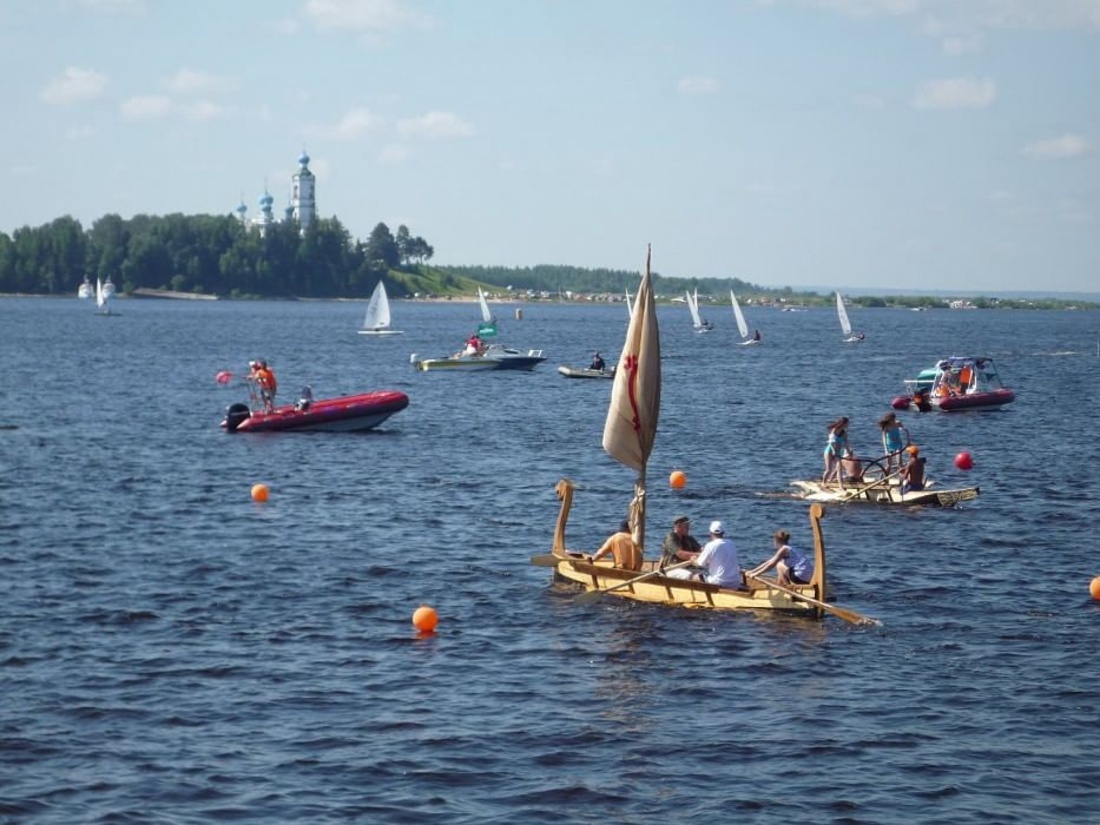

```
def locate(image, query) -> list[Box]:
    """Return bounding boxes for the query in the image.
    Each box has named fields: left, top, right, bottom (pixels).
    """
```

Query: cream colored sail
left=602, top=245, right=661, bottom=551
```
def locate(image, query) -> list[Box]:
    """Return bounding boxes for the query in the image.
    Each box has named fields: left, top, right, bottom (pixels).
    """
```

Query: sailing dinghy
left=358, top=281, right=403, bottom=335
left=730, top=290, right=760, bottom=345
left=836, top=291, right=863, bottom=342
left=686, top=288, right=713, bottom=332
left=531, top=247, right=873, bottom=624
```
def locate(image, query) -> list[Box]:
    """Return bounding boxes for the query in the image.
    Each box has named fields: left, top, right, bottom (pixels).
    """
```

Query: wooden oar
left=574, top=560, right=694, bottom=605
left=746, top=573, right=879, bottom=626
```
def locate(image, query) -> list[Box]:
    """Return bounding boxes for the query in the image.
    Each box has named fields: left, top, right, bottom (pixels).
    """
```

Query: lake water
left=2, top=295, right=1099, bottom=824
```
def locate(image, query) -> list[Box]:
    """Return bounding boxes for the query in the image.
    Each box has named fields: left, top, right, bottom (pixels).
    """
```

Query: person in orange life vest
left=256, top=361, right=277, bottom=411
left=591, top=518, right=643, bottom=571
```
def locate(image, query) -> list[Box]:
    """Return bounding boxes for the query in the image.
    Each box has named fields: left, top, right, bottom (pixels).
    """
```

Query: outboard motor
left=224, top=402, right=252, bottom=433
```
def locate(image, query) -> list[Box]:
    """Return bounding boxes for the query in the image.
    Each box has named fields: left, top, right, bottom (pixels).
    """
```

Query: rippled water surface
left=2, top=296, right=1099, bottom=824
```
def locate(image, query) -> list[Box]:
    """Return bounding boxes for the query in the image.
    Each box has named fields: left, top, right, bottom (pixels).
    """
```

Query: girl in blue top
left=822, top=416, right=850, bottom=487
left=879, top=411, right=910, bottom=474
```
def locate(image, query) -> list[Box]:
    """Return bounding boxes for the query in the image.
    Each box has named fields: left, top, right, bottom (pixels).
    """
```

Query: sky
left=2, top=0, right=1098, bottom=294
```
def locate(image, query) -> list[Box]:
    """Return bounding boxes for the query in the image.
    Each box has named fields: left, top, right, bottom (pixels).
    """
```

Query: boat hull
left=357, top=329, right=403, bottom=336
left=790, top=479, right=979, bottom=507
left=548, top=556, right=823, bottom=616
left=221, top=390, right=409, bottom=433
left=413, top=348, right=546, bottom=372
left=558, top=366, right=614, bottom=379
left=933, top=389, right=1015, bottom=411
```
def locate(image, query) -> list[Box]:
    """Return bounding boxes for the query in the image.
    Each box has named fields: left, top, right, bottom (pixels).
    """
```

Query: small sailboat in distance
left=358, top=281, right=403, bottom=335
left=730, top=290, right=760, bottom=346
left=686, top=288, right=713, bottom=332
left=836, top=291, right=863, bottom=343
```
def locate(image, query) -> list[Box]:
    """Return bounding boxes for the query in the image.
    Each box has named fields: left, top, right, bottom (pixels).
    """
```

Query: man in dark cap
left=661, top=515, right=702, bottom=576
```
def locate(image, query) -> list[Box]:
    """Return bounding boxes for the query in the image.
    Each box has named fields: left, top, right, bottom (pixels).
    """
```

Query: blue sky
left=3, top=0, right=1098, bottom=293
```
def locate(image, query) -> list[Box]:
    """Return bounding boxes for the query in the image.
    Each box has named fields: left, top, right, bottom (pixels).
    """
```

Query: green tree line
left=1, top=212, right=1093, bottom=309
left=0, top=213, right=435, bottom=299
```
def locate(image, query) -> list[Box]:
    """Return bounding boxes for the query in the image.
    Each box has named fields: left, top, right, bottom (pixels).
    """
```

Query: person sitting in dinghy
left=899, top=445, right=926, bottom=493
left=591, top=519, right=643, bottom=571
left=589, top=352, right=606, bottom=372
left=748, top=529, right=814, bottom=586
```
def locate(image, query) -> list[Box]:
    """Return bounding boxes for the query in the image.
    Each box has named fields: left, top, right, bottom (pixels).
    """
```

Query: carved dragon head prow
left=552, top=478, right=575, bottom=553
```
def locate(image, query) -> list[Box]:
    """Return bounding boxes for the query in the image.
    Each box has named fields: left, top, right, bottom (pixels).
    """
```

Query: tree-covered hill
left=1, top=212, right=1093, bottom=310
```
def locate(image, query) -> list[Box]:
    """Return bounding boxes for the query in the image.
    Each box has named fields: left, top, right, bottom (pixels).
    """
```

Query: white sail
left=102, top=277, right=116, bottom=298
left=478, top=287, right=494, bottom=323
left=625, top=288, right=633, bottom=316
left=96, top=278, right=106, bottom=309
left=686, top=289, right=701, bottom=328
left=730, top=290, right=749, bottom=339
left=835, top=291, right=852, bottom=337
left=359, top=282, right=403, bottom=335
left=603, top=245, right=660, bottom=551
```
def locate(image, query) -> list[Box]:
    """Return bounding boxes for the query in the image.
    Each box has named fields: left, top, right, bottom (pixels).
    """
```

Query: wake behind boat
left=358, top=281, right=402, bottom=335
left=531, top=246, right=872, bottom=624
left=221, top=389, right=408, bottom=433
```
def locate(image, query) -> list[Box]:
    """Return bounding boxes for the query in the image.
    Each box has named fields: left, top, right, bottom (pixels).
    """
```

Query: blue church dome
left=298, top=152, right=310, bottom=166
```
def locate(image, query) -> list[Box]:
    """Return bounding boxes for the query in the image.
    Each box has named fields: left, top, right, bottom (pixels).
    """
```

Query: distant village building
left=235, top=151, right=316, bottom=236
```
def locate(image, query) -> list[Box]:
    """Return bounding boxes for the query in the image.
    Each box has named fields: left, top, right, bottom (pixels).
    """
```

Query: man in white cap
left=693, top=520, right=746, bottom=589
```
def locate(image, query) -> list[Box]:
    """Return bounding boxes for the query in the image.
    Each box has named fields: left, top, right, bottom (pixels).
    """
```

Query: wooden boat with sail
left=530, top=247, right=874, bottom=624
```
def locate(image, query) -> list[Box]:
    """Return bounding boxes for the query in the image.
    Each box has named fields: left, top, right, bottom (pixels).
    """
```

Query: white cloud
left=40, top=67, right=108, bottom=104
left=178, top=100, right=230, bottom=121
left=941, top=32, right=984, bottom=54
left=1024, top=133, right=1093, bottom=158
left=912, top=76, right=996, bottom=109
left=395, top=111, right=474, bottom=139
left=164, top=69, right=238, bottom=96
left=65, top=125, right=97, bottom=140
left=78, top=0, right=145, bottom=13
left=119, top=95, right=173, bottom=119
left=304, top=0, right=436, bottom=32
left=379, top=144, right=413, bottom=163
left=677, top=76, right=721, bottom=95
left=801, top=0, right=1100, bottom=30
left=312, top=107, right=385, bottom=140
left=853, top=92, right=887, bottom=109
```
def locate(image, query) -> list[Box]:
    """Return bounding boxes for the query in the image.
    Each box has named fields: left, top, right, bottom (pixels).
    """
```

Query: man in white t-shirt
left=694, top=521, right=746, bottom=589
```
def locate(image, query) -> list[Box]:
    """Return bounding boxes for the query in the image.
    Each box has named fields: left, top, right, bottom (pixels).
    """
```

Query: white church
left=235, top=151, right=316, bottom=235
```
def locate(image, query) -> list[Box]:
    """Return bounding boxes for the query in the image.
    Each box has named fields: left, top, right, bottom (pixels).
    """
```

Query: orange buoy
left=412, top=605, right=439, bottom=633
left=1089, top=577, right=1100, bottom=601
left=669, top=470, right=687, bottom=489
left=251, top=483, right=269, bottom=502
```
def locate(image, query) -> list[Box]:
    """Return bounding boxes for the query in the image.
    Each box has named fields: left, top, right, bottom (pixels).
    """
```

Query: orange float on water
left=669, top=470, right=687, bottom=489
left=251, top=483, right=270, bottom=502
left=413, top=605, right=439, bottom=633
left=1089, top=577, right=1100, bottom=601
